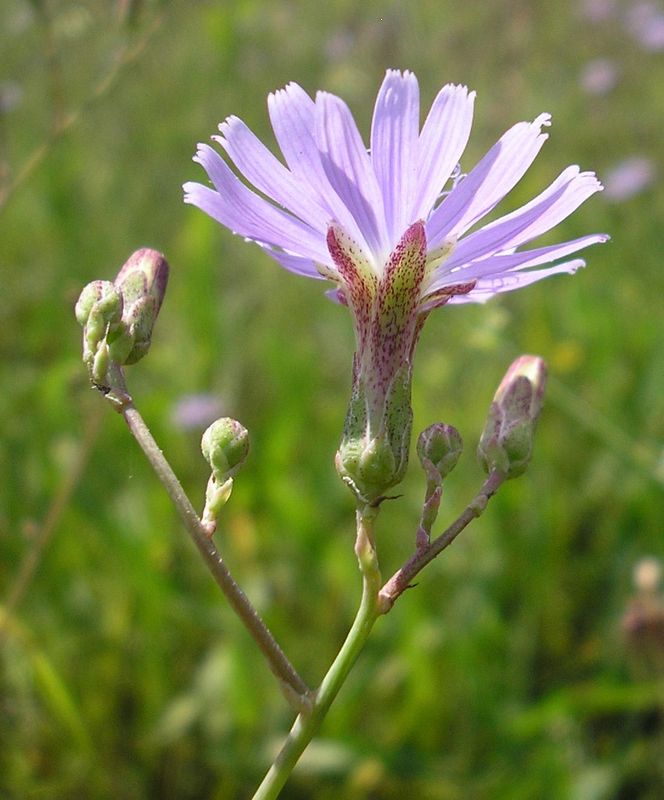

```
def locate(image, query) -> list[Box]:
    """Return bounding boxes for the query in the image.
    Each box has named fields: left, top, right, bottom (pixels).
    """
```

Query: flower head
left=184, top=69, right=606, bottom=501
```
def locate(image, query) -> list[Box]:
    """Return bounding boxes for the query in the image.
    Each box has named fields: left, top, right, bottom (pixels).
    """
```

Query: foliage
left=1, top=0, right=663, bottom=797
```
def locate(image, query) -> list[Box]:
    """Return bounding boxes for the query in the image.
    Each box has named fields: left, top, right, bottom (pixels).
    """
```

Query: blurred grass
left=1, top=0, right=664, bottom=797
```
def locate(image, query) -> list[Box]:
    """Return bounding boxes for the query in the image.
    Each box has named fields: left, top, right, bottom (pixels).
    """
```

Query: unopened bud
left=75, top=280, right=124, bottom=384
left=114, top=248, right=169, bottom=365
left=75, top=250, right=169, bottom=389
left=494, top=355, right=547, bottom=422
left=201, top=418, right=250, bottom=479
left=75, top=280, right=119, bottom=326
left=77, top=281, right=123, bottom=345
left=417, top=423, right=463, bottom=481
left=477, top=355, right=547, bottom=478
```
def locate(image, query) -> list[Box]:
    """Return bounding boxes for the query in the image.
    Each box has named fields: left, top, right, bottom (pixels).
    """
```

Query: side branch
left=107, top=379, right=310, bottom=704
left=378, top=469, right=506, bottom=611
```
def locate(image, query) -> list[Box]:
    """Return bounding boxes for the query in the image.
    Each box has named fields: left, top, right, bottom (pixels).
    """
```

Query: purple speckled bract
left=184, top=69, right=608, bottom=499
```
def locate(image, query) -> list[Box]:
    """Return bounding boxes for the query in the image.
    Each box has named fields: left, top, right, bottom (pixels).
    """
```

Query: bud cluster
left=75, top=249, right=169, bottom=387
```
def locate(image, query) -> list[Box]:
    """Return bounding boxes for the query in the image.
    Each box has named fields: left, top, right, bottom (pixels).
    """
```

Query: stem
left=252, top=510, right=382, bottom=800
left=379, top=470, right=506, bottom=611
left=104, top=371, right=309, bottom=703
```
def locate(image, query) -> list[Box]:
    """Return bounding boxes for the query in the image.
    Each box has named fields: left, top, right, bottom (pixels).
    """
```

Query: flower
left=603, top=156, right=655, bottom=202
left=579, top=58, right=619, bottom=95
left=171, top=393, right=225, bottom=431
left=184, top=69, right=607, bottom=501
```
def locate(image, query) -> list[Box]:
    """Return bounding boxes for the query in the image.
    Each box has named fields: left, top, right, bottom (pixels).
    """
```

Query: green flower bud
left=114, top=248, right=169, bottom=365
left=75, top=280, right=117, bottom=326
left=91, top=342, right=110, bottom=386
left=477, top=355, right=547, bottom=478
left=75, top=250, right=169, bottom=388
left=78, top=282, right=123, bottom=346
left=417, top=423, right=463, bottom=481
left=201, top=418, right=250, bottom=480
left=75, top=281, right=124, bottom=384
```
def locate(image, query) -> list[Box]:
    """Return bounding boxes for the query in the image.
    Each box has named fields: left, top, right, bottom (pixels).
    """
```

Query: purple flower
left=171, top=393, right=225, bottom=431
left=184, top=70, right=607, bottom=501
left=626, top=1, right=664, bottom=51
left=603, top=156, right=656, bottom=202
left=579, top=58, right=619, bottom=95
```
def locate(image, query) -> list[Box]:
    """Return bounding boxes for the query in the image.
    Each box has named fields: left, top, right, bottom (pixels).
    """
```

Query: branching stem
left=252, top=508, right=382, bottom=800
left=378, top=469, right=506, bottom=611
left=104, top=368, right=310, bottom=705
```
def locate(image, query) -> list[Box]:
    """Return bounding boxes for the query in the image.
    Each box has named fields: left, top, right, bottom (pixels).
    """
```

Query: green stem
left=252, top=510, right=382, bottom=800
left=103, top=370, right=309, bottom=703
left=379, top=469, right=506, bottom=611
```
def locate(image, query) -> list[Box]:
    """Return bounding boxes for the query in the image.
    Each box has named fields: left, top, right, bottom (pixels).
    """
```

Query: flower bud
left=477, top=355, right=547, bottom=478
left=114, top=248, right=169, bottom=365
left=75, top=281, right=124, bottom=384
left=77, top=281, right=123, bottom=346
left=417, top=423, right=463, bottom=481
left=201, top=418, right=250, bottom=479
left=75, top=250, right=169, bottom=388
left=75, top=280, right=117, bottom=326
left=494, top=355, right=547, bottom=423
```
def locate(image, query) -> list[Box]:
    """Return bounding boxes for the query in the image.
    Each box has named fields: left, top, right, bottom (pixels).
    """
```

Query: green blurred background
left=1, top=0, right=663, bottom=797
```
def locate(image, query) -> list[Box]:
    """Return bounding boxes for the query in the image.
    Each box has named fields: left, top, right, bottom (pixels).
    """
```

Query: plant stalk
left=104, top=370, right=310, bottom=704
left=252, top=509, right=382, bottom=799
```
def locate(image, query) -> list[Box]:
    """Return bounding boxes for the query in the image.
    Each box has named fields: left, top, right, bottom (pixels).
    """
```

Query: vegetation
left=1, top=1, right=663, bottom=797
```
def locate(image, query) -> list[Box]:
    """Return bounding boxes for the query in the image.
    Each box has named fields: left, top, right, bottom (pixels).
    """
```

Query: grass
left=1, top=0, right=663, bottom=797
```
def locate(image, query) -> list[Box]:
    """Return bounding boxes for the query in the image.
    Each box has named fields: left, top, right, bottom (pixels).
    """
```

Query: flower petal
left=316, top=91, right=388, bottom=264
left=216, top=116, right=329, bottom=231
left=449, top=261, right=585, bottom=303
left=411, top=84, right=475, bottom=222
left=267, top=82, right=360, bottom=239
left=370, top=70, right=420, bottom=246
left=262, top=249, right=324, bottom=278
left=184, top=144, right=329, bottom=263
left=426, top=114, right=552, bottom=250
left=445, top=167, right=604, bottom=268
left=428, top=233, right=608, bottom=292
